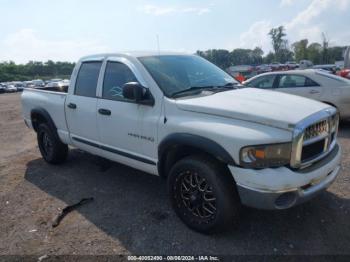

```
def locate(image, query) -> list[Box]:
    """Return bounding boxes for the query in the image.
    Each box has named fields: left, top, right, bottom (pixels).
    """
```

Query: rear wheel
left=37, top=123, right=68, bottom=164
left=167, top=155, right=241, bottom=234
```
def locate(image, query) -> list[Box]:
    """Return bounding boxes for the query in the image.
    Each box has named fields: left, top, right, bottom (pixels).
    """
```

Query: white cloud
left=140, top=4, right=211, bottom=16
left=239, top=20, right=272, bottom=52
left=240, top=0, right=350, bottom=53
left=0, top=29, right=110, bottom=63
left=285, top=0, right=350, bottom=44
left=141, top=5, right=176, bottom=16
left=286, top=0, right=350, bottom=30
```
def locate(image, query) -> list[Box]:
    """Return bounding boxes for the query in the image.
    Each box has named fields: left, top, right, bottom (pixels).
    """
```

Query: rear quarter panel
left=21, top=89, right=70, bottom=144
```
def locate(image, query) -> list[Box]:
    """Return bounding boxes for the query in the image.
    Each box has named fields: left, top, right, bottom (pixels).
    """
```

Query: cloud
left=286, top=0, right=350, bottom=30
left=241, top=0, right=350, bottom=52
left=285, top=0, right=350, bottom=44
left=239, top=20, right=272, bottom=53
left=0, top=29, right=110, bottom=63
left=140, top=4, right=211, bottom=16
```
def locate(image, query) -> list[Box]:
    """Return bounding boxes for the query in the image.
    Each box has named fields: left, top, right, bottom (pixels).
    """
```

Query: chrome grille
left=304, top=120, right=329, bottom=140
left=290, top=108, right=339, bottom=169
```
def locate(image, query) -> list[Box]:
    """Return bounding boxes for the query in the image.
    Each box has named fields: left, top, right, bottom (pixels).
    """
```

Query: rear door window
left=75, top=62, right=102, bottom=97
left=247, top=75, right=276, bottom=89
left=278, top=75, right=319, bottom=88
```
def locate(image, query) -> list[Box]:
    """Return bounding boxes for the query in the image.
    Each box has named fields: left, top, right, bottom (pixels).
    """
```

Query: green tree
left=328, top=46, right=346, bottom=63
left=321, top=33, right=330, bottom=64
left=268, top=26, right=288, bottom=61
left=197, top=49, right=231, bottom=69
left=307, top=43, right=322, bottom=64
left=263, top=52, right=275, bottom=64
left=292, top=39, right=309, bottom=61
left=251, top=47, right=264, bottom=64
left=0, top=61, right=75, bottom=82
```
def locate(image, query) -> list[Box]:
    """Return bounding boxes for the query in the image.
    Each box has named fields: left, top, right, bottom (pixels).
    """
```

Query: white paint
left=21, top=52, right=341, bottom=195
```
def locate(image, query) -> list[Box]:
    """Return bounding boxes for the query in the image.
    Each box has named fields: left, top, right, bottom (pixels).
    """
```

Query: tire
left=37, top=123, right=68, bottom=164
left=167, top=154, right=241, bottom=234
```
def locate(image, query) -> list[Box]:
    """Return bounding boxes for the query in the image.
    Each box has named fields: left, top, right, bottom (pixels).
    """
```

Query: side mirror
left=122, top=82, right=154, bottom=106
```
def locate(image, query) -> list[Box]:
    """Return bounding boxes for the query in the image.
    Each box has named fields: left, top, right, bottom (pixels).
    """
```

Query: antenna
left=156, top=34, right=160, bottom=55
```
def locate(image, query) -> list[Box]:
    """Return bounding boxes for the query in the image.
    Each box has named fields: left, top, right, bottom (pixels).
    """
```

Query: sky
left=0, top=0, right=349, bottom=63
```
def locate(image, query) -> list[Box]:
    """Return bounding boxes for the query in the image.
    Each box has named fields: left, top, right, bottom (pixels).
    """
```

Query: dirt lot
left=0, top=93, right=349, bottom=257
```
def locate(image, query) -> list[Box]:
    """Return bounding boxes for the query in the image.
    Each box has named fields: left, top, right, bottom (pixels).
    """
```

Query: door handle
left=309, top=90, right=320, bottom=94
left=98, top=108, right=111, bottom=116
left=67, top=103, right=77, bottom=109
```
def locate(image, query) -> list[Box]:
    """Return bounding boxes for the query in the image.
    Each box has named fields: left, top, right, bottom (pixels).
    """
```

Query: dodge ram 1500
left=22, top=52, right=341, bottom=233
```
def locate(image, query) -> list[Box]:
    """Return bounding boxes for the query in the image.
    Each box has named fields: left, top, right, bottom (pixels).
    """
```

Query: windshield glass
left=138, top=55, right=238, bottom=97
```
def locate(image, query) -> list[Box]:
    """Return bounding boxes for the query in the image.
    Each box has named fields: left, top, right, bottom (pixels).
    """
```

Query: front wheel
left=37, top=123, right=68, bottom=164
left=167, top=155, right=241, bottom=234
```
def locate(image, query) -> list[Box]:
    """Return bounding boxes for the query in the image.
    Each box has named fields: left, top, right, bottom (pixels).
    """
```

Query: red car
left=338, top=69, right=350, bottom=79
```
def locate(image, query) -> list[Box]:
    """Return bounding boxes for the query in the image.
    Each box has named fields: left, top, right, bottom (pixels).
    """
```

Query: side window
left=102, top=62, right=137, bottom=100
left=278, top=75, right=319, bottom=88
left=248, top=75, right=276, bottom=89
left=305, top=77, right=320, bottom=87
left=75, top=62, right=102, bottom=97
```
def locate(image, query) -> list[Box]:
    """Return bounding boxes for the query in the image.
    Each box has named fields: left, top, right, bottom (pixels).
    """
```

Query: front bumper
left=229, top=144, right=341, bottom=209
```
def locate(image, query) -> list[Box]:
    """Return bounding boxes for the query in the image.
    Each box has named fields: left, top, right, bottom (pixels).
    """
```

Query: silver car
left=243, top=69, right=350, bottom=119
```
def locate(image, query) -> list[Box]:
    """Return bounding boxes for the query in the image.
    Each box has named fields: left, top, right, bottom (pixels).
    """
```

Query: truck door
left=275, top=74, right=322, bottom=101
left=65, top=60, right=103, bottom=154
left=96, top=58, right=158, bottom=174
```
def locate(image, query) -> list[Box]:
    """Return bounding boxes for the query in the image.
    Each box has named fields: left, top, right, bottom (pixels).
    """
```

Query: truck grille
left=291, top=109, right=339, bottom=169
left=301, top=138, right=326, bottom=161
left=304, top=119, right=329, bottom=140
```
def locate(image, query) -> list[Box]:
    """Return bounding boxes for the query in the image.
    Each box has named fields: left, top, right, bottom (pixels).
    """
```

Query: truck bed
left=21, top=88, right=69, bottom=140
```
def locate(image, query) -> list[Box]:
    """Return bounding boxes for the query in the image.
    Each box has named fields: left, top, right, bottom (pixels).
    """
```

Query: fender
left=30, top=107, right=57, bottom=134
left=158, top=133, right=236, bottom=176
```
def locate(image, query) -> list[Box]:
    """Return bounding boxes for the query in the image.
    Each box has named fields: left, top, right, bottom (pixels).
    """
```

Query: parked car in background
left=0, top=84, right=6, bottom=93
left=313, top=64, right=338, bottom=74
left=299, top=60, right=313, bottom=69
left=269, top=62, right=288, bottom=71
left=226, top=65, right=257, bottom=82
left=13, top=82, right=25, bottom=92
left=32, top=79, right=45, bottom=88
left=5, top=84, right=17, bottom=93
left=256, top=64, right=272, bottom=74
left=50, top=78, right=62, bottom=83
left=285, top=61, right=299, bottom=70
left=24, top=81, right=33, bottom=88
left=269, top=62, right=282, bottom=71
left=45, top=81, right=69, bottom=92
left=242, top=69, right=350, bottom=119
left=338, top=69, right=350, bottom=79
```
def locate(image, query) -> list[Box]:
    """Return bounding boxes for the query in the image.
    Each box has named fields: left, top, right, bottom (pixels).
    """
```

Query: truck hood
left=175, top=88, right=330, bottom=130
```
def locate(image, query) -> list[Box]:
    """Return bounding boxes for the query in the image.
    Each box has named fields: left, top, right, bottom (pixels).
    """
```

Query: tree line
left=197, top=26, right=347, bottom=69
left=0, top=25, right=348, bottom=82
left=0, top=60, right=75, bottom=82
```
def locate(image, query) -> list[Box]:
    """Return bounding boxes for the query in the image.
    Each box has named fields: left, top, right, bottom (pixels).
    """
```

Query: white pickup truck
left=22, top=52, right=341, bottom=233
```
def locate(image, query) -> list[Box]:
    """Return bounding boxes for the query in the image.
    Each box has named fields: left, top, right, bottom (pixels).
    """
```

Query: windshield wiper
left=171, top=83, right=238, bottom=98
left=171, top=86, right=212, bottom=98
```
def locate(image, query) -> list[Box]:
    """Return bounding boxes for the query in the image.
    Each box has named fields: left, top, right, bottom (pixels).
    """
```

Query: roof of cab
left=79, top=51, right=192, bottom=61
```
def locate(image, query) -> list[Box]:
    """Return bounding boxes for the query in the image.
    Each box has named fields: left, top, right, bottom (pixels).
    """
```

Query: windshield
left=138, top=55, right=238, bottom=97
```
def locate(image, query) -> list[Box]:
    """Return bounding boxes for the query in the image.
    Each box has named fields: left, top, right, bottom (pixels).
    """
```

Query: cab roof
left=79, top=51, right=192, bottom=61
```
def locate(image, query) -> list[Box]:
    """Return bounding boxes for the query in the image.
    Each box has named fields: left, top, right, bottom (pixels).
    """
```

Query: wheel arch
left=30, top=108, right=57, bottom=133
left=158, top=133, right=236, bottom=178
left=322, top=101, right=337, bottom=108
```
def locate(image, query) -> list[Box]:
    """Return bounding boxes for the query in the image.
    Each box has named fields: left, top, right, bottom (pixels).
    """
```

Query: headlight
left=240, top=143, right=292, bottom=168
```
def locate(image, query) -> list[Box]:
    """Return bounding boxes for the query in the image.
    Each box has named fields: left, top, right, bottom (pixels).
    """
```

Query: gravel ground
left=0, top=93, right=349, bottom=257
